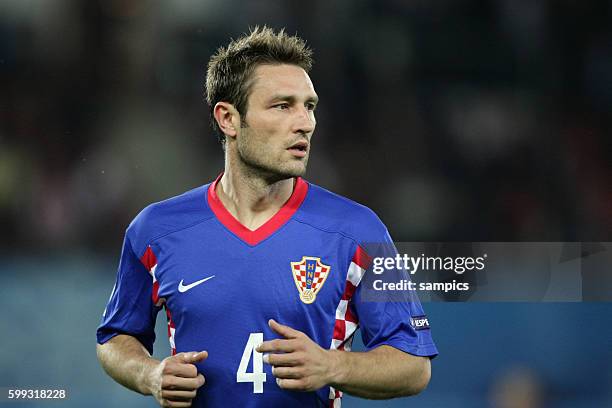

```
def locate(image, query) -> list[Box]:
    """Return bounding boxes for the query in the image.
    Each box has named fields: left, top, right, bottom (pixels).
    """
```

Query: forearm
left=96, top=334, right=160, bottom=395
left=328, top=345, right=431, bottom=399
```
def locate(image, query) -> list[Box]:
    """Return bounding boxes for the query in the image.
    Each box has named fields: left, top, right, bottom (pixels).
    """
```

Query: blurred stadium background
left=1, top=0, right=611, bottom=407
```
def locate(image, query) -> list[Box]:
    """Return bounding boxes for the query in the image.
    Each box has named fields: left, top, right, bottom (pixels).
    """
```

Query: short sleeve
left=96, top=234, right=160, bottom=354
left=352, top=229, right=438, bottom=358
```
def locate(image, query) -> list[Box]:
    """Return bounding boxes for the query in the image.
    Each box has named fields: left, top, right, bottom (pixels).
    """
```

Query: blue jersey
left=97, top=176, right=438, bottom=407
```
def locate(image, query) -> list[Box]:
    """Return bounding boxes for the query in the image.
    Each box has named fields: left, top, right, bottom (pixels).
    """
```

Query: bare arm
left=328, top=344, right=430, bottom=399
left=257, top=319, right=431, bottom=399
left=96, top=334, right=159, bottom=395
left=96, top=334, right=207, bottom=407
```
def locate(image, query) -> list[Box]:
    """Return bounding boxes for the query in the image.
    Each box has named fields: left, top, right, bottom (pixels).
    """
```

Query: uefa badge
left=291, top=257, right=331, bottom=304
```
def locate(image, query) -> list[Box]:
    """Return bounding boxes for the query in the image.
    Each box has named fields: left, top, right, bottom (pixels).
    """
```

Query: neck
left=216, top=157, right=295, bottom=231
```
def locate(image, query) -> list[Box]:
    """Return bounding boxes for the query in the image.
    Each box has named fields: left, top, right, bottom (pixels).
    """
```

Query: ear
left=213, top=102, right=240, bottom=139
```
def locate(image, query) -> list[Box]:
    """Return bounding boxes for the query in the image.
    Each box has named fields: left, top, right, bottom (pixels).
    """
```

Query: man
left=97, top=26, right=437, bottom=407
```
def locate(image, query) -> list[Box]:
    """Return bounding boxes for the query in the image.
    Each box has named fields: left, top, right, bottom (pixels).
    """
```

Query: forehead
left=248, top=64, right=316, bottom=101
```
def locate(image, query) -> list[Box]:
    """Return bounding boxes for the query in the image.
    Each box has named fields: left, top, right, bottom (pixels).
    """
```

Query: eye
left=306, top=102, right=317, bottom=111
left=273, top=103, right=290, bottom=110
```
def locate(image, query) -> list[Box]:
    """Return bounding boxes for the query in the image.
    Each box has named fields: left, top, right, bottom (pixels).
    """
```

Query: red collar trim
left=207, top=174, right=308, bottom=246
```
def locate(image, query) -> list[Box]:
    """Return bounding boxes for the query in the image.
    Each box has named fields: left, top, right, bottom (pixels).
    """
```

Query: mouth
left=287, top=140, right=309, bottom=158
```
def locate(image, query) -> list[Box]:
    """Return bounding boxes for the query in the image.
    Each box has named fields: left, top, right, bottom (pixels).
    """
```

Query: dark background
left=1, top=1, right=610, bottom=407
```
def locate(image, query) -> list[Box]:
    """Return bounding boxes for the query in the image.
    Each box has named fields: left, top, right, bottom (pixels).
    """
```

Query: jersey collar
left=207, top=173, right=308, bottom=246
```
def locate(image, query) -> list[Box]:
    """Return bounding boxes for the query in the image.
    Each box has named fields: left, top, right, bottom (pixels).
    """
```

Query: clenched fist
left=256, top=319, right=339, bottom=392
left=147, top=351, right=207, bottom=408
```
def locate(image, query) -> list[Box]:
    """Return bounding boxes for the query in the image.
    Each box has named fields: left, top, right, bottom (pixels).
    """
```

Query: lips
left=288, top=140, right=309, bottom=151
left=287, top=140, right=309, bottom=158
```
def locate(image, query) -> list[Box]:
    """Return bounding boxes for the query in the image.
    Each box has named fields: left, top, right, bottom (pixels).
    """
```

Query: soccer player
left=96, top=26, right=437, bottom=407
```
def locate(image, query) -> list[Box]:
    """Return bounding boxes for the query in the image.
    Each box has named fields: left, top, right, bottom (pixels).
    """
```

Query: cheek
left=243, top=111, right=289, bottom=145
left=239, top=127, right=276, bottom=156
left=252, top=122, right=285, bottom=143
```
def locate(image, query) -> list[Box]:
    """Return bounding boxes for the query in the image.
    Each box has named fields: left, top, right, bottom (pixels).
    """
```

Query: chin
left=285, top=162, right=308, bottom=177
left=269, top=163, right=307, bottom=181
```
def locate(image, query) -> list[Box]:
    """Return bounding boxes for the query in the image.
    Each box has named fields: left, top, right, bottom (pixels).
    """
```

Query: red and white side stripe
left=166, top=308, right=176, bottom=355
left=140, top=245, right=176, bottom=355
left=328, top=245, right=372, bottom=408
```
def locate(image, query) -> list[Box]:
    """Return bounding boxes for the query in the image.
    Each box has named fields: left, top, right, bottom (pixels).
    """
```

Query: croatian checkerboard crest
left=291, top=256, right=331, bottom=304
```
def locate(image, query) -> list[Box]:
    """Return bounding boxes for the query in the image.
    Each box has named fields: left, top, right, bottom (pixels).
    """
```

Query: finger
left=196, top=374, right=205, bottom=388
left=161, top=389, right=197, bottom=401
left=265, top=352, right=301, bottom=367
left=182, top=351, right=208, bottom=364
left=257, top=338, right=295, bottom=354
left=166, top=362, right=198, bottom=378
left=162, top=400, right=192, bottom=408
left=268, top=319, right=302, bottom=339
left=272, top=366, right=301, bottom=379
left=276, top=378, right=306, bottom=391
left=163, top=375, right=205, bottom=391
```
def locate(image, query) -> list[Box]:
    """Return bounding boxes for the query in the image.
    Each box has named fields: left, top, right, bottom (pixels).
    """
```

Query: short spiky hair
left=205, top=26, right=314, bottom=145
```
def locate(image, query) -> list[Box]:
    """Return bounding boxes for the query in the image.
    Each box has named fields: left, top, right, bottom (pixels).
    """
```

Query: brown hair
left=205, top=26, right=313, bottom=145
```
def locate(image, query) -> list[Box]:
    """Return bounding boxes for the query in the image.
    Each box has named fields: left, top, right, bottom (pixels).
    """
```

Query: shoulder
left=297, top=181, right=390, bottom=243
left=126, top=184, right=214, bottom=256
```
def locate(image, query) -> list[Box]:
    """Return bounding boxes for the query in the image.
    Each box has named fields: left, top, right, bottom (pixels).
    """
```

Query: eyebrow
left=268, top=94, right=319, bottom=104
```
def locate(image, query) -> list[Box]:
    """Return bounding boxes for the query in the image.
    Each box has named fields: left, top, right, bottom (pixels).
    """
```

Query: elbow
left=403, top=357, right=431, bottom=396
left=96, top=342, right=109, bottom=371
left=96, top=343, right=104, bottom=363
left=96, top=341, right=116, bottom=375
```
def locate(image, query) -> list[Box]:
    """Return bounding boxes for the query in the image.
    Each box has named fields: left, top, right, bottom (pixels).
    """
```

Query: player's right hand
left=148, top=351, right=207, bottom=408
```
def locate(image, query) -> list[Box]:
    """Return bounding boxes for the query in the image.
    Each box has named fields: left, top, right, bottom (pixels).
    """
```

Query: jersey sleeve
left=351, top=229, right=438, bottom=358
left=96, top=233, right=160, bottom=354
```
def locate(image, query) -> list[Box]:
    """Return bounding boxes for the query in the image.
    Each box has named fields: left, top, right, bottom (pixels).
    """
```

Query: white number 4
left=237, top=332, right=267, bottom=393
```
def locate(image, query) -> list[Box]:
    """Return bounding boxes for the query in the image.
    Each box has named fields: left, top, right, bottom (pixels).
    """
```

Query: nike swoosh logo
left=178, top=275, right=216, bottom=293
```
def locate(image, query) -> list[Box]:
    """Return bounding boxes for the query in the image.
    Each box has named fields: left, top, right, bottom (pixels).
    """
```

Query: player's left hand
left=256, top=319, right=338, bottom=392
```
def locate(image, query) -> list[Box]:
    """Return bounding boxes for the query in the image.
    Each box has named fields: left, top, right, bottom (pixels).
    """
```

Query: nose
left=292, top=106, right=315, bottom=134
